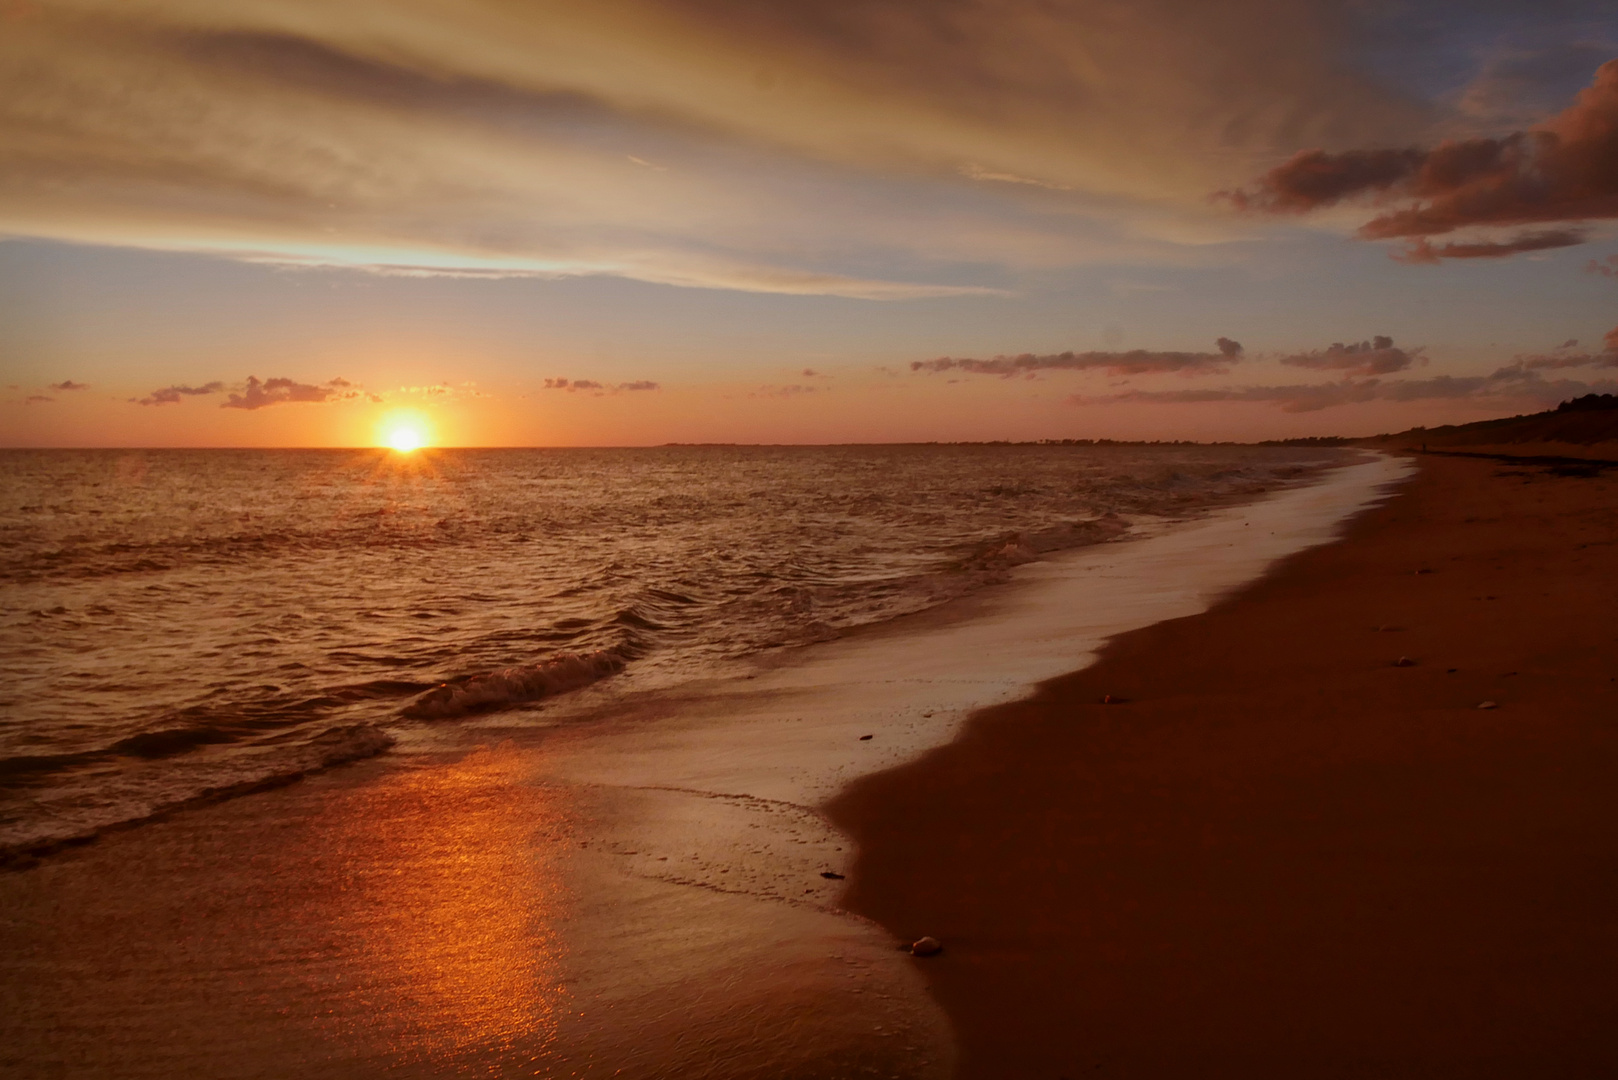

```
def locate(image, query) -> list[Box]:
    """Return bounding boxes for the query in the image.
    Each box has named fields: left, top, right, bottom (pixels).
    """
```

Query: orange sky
left=3, top=0, right=1616, bottom=446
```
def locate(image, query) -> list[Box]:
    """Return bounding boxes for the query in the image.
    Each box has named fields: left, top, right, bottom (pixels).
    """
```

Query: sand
left=828, top=452, right=1618, bottom=1077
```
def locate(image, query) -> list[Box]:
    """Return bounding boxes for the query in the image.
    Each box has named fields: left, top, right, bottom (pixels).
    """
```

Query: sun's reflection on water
left=313, top=746, right=568, bottom=1068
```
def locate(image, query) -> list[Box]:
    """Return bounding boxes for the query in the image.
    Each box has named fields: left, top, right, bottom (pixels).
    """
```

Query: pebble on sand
left=1478, top=701, right=1499, bottom=710
left=1394, top=656, right=1416, bottom=667
left=910, top=936, right=943, bottom=957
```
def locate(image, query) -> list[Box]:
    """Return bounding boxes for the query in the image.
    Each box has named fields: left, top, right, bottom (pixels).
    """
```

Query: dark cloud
left=221, top=376, right=356, bottom=410
left=1074, top=363, right=1617, bottom=413
left=1225, top=58, right=1618, bottom=256
left=1394, top=229, right=1589, bottom=263
left=134, top=381, right=225, bottom=406
left=1497, top=336, right=1618, bottom=373
left=1279, top=335, right=1422, bottom=376
left=48, top=380, right=89, bottom=392
left=911, top=338, right=1243, bottom=378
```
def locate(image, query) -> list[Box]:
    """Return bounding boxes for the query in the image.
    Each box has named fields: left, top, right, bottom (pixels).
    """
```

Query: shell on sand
left=910, top=936, right=943, bottom=957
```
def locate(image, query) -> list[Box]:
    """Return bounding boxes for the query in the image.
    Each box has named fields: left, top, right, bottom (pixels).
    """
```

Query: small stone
left=909, top=936, right=943, bottom=957
left=820, top=871, right=845, bottom=880
left=1394, top=656, right=1416, bottom=667
left=859, top=734, right=873, bottom=741
left=1478, top=701, right=1499, bottom=710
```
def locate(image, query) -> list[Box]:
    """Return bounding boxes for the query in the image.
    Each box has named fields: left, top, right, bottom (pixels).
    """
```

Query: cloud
left=1394, top=229, right=1589, bottom=264
left=543, top=377, right=659, bottom=393
left=25, top=395, right=53, bottom=404
left=911, top=338, right=1243, bottom=378
left=1279, top=335, right=1422, bottom=376
left=1225, top=58, right=1618, bottom=257
left=220, top=375, right=360, bottom=410
left=0, top=1, right=1432, bottom=293
left=751, top=384, right=818, bottom=397
left=48, top=379, right=89, bottom=391
left=1587, top=254, right=1618, bottom=276
left=1497, top=331, right=1618, bottom=373
left=1074, top=362, right=1618, bottom=413
left=134, top=381, right=224, bottom=406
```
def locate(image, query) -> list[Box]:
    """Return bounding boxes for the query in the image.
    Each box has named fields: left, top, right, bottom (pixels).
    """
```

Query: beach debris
left=1394, top=656, right=1416, bottom=667
left=820, top=871, right=845, bottom=880
left=859, top=734, right=873, bottom=740
left=1478, top=701, right=1500, bottom=710
left=1447, top=668, right=1458, bottom=674
left=909, top=936, right=944, bottom=957
left=1101, top=694, right=1128, bottom=704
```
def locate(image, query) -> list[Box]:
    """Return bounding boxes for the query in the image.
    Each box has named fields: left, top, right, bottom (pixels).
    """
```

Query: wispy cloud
left=133, top=381, right=225, bottom=406
left=0, top=1, right=1429, bottom=293
left=1394, top=230, right=1589, bottom=264
left=48, top=379, right=89, bottom=391
left=1074, top=352, right=1618, bottom=413
left=911, top=338, right=1244, bottom=378
left=542, top=377, right=660, bottom=394
left=1587, top=254, right=1618, bottom=277
left=750, top=384, right=820, bottom=398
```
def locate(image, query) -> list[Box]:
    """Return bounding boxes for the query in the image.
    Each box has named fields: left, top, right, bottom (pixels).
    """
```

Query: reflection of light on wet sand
left=313, top=746, right=567, bottom=1067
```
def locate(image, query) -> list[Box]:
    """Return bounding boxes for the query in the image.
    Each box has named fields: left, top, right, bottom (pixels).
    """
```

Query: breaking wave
left=401, top=649, right=627, bottom=720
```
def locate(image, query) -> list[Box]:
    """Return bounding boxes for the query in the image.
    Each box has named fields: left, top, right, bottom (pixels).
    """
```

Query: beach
left=0, top=450, right=1401, bottom=1078
left=830, top=451, right=1618, bottom=1076
left=4, top=449, right=1611, bottom=1076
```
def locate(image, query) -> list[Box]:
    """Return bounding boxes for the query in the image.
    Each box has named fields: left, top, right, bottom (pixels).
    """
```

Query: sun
left=379, top=412, right=430, bottom=452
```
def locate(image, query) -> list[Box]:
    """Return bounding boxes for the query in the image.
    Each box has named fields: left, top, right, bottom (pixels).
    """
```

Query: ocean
left=0, top=444, right=1338, bottom=861
left=0, top=444, right=1414, bottom=1077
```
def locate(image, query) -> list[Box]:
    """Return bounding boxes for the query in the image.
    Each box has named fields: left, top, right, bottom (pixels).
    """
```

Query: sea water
left=0, top=445, right=1417, bottom=1078
left=0, top=444, right=1337, bottom=859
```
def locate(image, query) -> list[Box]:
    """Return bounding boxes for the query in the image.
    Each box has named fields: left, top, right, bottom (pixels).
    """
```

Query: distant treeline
left=1556, top=393, right=1618, bottom=413
left=1257, top=436, right=1356, bottom=447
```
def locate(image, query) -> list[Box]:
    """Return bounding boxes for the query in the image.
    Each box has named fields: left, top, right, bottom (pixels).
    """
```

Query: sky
left=3, top=0, right=1617, bottom=447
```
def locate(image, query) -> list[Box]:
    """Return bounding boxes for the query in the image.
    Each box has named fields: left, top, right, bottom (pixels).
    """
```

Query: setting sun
left=379, top=412, right=430, bottom=452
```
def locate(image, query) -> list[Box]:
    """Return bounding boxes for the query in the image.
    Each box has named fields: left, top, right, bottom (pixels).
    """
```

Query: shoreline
left=828, top=451, right=1618, bottom=1076
left=0, top=453, right=1408, bottom=1077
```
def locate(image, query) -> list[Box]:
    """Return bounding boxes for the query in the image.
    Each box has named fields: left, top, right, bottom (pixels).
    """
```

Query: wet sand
left=828, top=453, right=1618, bottom=1077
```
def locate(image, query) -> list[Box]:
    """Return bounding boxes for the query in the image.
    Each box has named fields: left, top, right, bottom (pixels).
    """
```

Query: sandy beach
left=829, top=451, right=1618, bottom=1077
left=4, top=450, right=1612, bottom=1076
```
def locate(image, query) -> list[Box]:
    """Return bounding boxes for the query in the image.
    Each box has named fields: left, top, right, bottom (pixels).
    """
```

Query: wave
left=0, top=723, right=395, bottom=870
left=401, top=649, right=627, bottom=720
